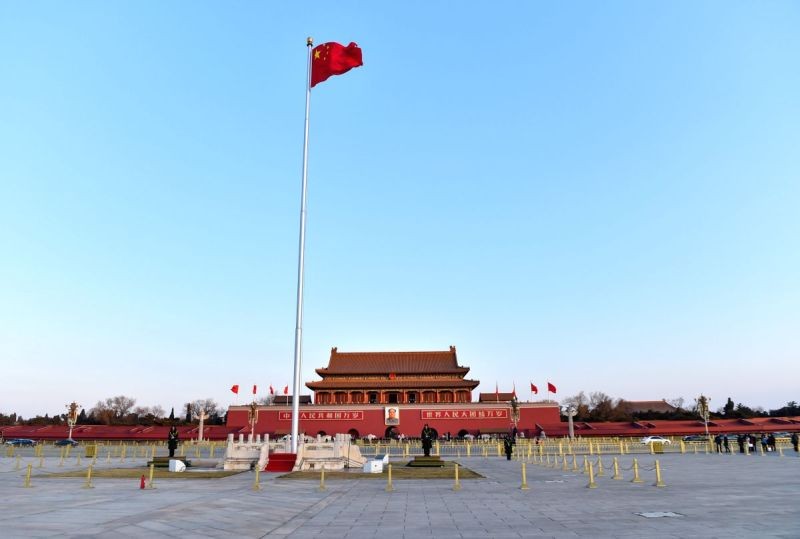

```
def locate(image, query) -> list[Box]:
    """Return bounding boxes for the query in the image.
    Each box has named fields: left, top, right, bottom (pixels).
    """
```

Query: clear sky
left=2, top=2, right=798, bottom=418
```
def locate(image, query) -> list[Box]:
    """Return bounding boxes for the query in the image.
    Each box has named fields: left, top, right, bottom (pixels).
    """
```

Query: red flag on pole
left=269, top=385, right=274, bottom=395
left=311, top=42, right=363, bottom=88
left=547, top=382, right=557, bottom=393
left=230, top=384, right=239, bottom=394
left=530, top=382, right=538, bottom=394
left=252, top=385, right=257, bottom=395
left=283, top=385, right=289, bottom=395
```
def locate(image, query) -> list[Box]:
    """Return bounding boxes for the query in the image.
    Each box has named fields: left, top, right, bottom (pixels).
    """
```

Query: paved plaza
left=1, top=450, right=798, bottom=538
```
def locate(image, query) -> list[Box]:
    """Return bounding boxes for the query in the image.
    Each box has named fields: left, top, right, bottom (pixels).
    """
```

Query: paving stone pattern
left=1, top=451, right=798, bottom=538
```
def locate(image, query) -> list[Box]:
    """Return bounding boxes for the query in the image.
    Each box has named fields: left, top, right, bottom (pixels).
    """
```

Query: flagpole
left=290, top=37, right=314, bottom=454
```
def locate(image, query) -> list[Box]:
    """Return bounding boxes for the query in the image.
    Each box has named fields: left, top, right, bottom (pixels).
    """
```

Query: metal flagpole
left=290, top=37, right=314, bottom=454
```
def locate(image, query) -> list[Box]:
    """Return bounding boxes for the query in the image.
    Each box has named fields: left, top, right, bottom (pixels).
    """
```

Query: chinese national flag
left=252, top=385, right=257, bottom=395
left=311, top=42, right=363, bottom=88
left=230, top=384, right=239, bottom=394
left=530, top=383, right=538, bottom=394
left=269, top=385, right=274, bottom=395
left=547, top=382, right=557, bottom=393
left=283, top=385, right=289, bottom=395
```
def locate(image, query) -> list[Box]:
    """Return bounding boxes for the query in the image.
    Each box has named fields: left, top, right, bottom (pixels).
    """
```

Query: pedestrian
left=420, top=424, right=434, bottom=457
left=167, top=425, right=179, bottom=458
left=714, top=434, right=723, bottom=453
left=737, top=434, right=745, bottom=454
left=760, top=434, right=768, bottom=452
left=767, top=434, right=776, bottom=453
left=791, top=433, right=799, bottom=453
left=503, top=435, right=514, bottom=460
left=723, top=435, right=730, bottom=453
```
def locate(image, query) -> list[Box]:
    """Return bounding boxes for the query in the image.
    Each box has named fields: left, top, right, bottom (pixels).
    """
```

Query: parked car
left=5, top=439, right=37, bottom=446
left=640, top=436, right=671, bottom=445
left=54, top=439, right=79, bottom=447
left=682, top=435, right=709, bottom=442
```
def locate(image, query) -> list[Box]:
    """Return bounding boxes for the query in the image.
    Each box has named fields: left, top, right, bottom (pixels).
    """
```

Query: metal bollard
left=582, top=455, right=589, bottom=474
left=595, top=457, right=604, bottom=477
left=562, top=454, right=569, bottom=471
left=587, top=461, right=597, bottom=489
left=83, top=465, right=95, bottom=489
left=385, top=464, right=394, bottom=492
left=453, top=463, right=461, bottom=491
left=654, top=459, right=665, bottom=487
left=318, top=466, right=327, bottom=492
left=571, top=454, right=579, bottom=472
left=148, top=463, right=156, bottom=489
left=612, top=457, right=622, bottom=480
left=520, top=462, right=529, bottom=490
left=631, top=458, right=643, bottom=483
left=252, top=467, right=262, bottom=491
left=23, top=464, right=33, bottom=488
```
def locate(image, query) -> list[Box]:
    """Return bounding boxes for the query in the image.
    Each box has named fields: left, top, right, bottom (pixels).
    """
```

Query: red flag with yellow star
left=311, top=42, right=363, bottom=88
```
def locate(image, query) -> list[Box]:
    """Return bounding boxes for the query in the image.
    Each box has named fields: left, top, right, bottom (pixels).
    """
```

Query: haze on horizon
left=1, top=2, right=798, bottom=419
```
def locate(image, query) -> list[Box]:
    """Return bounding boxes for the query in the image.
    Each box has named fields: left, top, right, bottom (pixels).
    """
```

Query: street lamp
left=65, top=402, right=81, bottom=441
left=563, top=405, right=577, bottom=440
left=697, top=395, right=711, bottom=441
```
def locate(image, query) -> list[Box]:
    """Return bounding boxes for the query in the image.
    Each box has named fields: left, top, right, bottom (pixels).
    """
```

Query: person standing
left=723, top=435, right=730, bottom=453
left=167, top=426, right=179, bottom=458
left=421, top=424, right=434, bottom=458
left=791, top=432, right=799, bottom=453
left=714, top=434, right=723, bottom=453
left=503, top=435, right=514, bottom=460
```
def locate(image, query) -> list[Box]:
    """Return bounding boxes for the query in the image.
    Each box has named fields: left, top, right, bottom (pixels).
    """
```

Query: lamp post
left=247, top=401, right=259, bottom=441
left=697, top=395, right=711, bottom=441
left=65, top=402, right=81, bottom=441
left=564, top=405, right=577, bottom=440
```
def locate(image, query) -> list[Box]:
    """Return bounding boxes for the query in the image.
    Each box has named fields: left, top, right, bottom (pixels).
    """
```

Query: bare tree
left=189, top=399, right=219, bottom=419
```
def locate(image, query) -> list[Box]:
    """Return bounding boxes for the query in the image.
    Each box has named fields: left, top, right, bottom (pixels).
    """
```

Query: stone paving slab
left=0, top=452, right=798, bottom=538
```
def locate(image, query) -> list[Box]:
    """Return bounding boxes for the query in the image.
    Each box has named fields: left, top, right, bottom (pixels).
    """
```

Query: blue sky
left=2, top=2, right=798, bottom=418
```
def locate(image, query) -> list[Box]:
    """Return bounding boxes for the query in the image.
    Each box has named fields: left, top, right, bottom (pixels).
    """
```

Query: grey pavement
left=1, top=451, right=798, bottom=538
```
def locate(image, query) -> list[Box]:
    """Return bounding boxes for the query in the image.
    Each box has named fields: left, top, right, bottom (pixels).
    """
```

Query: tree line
left=0, top=396, right=226, bottom=426
left=560, top=391, right=800, bottom=422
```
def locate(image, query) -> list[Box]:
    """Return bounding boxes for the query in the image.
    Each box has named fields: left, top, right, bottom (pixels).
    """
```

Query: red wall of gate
left=226, top=403, right=561, bottom=438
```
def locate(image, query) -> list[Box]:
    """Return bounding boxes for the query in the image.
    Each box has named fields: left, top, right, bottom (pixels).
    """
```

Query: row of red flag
left=230, top=384, right=289, bottom=396
left=499, top=382, right=558, bottom=397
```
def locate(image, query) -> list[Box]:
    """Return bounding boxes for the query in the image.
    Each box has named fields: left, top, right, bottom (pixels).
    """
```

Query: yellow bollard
left=148, top=463, right=156, bottom=489
left=23, top=464, right=33, bottom=488
left=562, top=454, right=569, bottom=471
left=779, top=446, right=784, bottom=457
left=252, top=467, right=262, bottom=491
left=59, top=449, right=65, bottom=467
left=654, top=459, right=665, bottom=487
left=649, top=443, right=655, bottom=455
left=596, top=457, right=604, bottom=477
left=631, top=458, right=643, bottom=483
left=83, top=464, right=95, bottom=489
left=106, top=451, right=111, bottom=463
left=612, top=457, right=622, bottom=480
left=589, top=441, right=594, bottom=456
left=520, top=462, right=530, bottom=490
left=453, top=463, right=461, bottom=491
left=571, top=454, right=579, bottom=472
left=318, top=466, right=326, bottom=492
left=466, top=443, right=471, bottom=457
left=619, top=440, right=624, bottom=455
left=385, top=463, right=394, bottom=492
left=482, top=446, right=488, bottom=458
left=680, top=441, right=685, bottom=454
left=210, top=444, right=215, bottom=458
left=587, top=461, right=597, bottom=489
left=582, top=455, right=589, bottom=474
left=151, top=446, right=157, bottom=459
